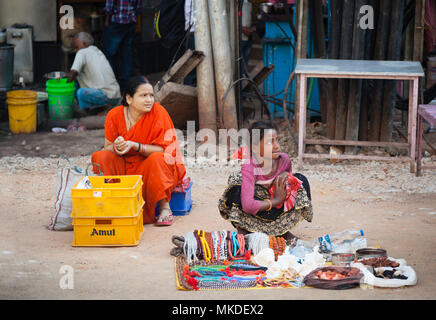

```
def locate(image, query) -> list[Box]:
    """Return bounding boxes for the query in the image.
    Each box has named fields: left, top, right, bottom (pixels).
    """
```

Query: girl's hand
left=273, top=175, right=287, bottom=203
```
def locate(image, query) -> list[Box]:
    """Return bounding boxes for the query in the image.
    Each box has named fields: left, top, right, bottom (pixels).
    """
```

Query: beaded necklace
left=198, top=230, right=212, bottom=261
left=183, top=231, right=198, bottom=264
left=245, top=232, right=270, bottom=256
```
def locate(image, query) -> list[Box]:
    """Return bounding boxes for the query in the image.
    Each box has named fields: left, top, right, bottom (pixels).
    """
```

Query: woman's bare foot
left=156, top=207, right=173, bottom=226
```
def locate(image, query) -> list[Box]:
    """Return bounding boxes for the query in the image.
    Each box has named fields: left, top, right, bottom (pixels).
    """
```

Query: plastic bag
left=351, top=257, right=417, bottom=288
left=303, top=266, right=364, bottom=290
left=48, top=156, right=102, bottom=231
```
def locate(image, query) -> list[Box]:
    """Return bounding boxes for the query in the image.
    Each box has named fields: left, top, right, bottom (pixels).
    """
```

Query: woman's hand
left=117, top=141, right=135, bottom=155
left=113, top=136, right=134, bottom=155
left=114, top=136, right=126, bottom=151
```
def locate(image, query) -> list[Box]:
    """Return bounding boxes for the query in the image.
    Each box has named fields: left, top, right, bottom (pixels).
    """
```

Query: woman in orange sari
left=91, top=76, right=186, bottom=226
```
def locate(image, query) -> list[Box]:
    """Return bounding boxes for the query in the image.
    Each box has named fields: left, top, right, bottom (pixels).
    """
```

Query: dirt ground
left=1, top=128, right=436, bottom=300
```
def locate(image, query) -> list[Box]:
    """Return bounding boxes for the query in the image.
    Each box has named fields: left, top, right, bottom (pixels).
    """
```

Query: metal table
left=295, top=59, right=425, bottom=172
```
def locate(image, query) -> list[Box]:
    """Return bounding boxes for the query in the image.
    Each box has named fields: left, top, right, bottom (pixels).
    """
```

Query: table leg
left=417, top=113, right=423, bottom=177
left=409, top=78, right=419, bottom=173
left=297, top=75, right=307, bottom=171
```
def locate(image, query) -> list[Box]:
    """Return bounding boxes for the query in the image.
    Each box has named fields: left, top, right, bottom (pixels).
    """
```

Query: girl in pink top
left=218, top=121, right=313, bottom=244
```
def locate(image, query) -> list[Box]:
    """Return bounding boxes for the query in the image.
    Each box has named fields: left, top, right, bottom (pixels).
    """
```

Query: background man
left=103, top=0, right=142, bottom=92
left=67, top=32, right=121, bottom=112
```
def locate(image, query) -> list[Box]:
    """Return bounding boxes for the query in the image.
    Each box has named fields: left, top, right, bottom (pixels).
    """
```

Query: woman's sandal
left=155, top=207, right=174, bottom=226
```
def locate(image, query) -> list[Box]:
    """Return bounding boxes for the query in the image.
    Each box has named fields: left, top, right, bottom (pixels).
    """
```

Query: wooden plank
left=298, top=74, right=418, bottom=80
left=335, top=0, right=355, bottom=141
left=305, top=138, right=409, bottom=148
left=326, top=0, right=342, bottom=139
left=359, top=0, right=377, bottom=141
left=155, top=82, right=199, bottom=129
left=419, top=105, right=436, bottom=126
left=409, top=78, right=419, bottom=173
left=297, top=74, right=307, bottom=171
left=413, top=0, right=425, bottom=62
left=156, top=49, right=205, bottom=90
left=309, top=0, right=327, bottom=123
left=345, top=0, right=367, bottom=154
left=294, top=0, right=308, bottom=132
left=302, top=153, right=411, bottom=162
left=368, top=0, right=391, bottom=141
left=380, top=0, right=405, bottom=142
left=242, top=63, right=274, bottom=91
left=295, top=59, right=424, bottom=77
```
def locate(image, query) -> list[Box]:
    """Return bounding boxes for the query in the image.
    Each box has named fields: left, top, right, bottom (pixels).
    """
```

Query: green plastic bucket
left=46, top=79, right=76, bottom=120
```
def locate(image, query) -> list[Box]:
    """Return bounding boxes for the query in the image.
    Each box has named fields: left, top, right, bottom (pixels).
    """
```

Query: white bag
left=351, top=257, right=418, bottom=288
left=48, top=156, right=102, bottom=231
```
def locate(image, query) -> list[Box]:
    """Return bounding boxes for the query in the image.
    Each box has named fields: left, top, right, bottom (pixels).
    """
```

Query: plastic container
left=6, top=90, right=38, bottom=134
left=289, top=239, right=314, bottom=262
left=72, top=208, right=144, bottom=247
left=71, top=175, right=144, bottom=218
left=317, top=229, right=364, bottom=252
left=155, top=181, right=193, bottom=216
left=46, top=78, right=76, bottom=120
left=169, top=181, right=193, bottom=215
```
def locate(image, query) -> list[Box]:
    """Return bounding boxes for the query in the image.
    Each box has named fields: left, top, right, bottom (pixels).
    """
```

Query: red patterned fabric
left=269, top=172, right=302, bottom=211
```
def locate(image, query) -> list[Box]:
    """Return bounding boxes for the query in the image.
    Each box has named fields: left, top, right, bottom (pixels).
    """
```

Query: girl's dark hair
left=249, top=120, right=278, bottom=142
left=121, top=76, right=151, bottom=106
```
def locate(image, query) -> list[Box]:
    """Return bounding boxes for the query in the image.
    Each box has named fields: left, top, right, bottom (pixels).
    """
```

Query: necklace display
left=175, top=231, right=306, bottom=291
left=183, top=230, right=251, bottom=263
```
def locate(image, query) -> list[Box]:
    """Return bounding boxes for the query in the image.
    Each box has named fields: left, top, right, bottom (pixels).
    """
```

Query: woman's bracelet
left=265, top=199, right=272, bottom=211
left=137, top=142, right=141, bottom=152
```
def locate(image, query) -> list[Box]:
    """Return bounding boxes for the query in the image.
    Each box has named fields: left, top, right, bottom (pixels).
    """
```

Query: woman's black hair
left=248, top=120, right=278, bottom=142
left=121, top=76, right=151, bottom=106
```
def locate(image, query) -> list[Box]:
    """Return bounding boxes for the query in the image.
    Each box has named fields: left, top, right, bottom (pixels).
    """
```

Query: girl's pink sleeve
left=241, top=164, right=263, bottom=215
left=280, top=153, right=292, bottom=173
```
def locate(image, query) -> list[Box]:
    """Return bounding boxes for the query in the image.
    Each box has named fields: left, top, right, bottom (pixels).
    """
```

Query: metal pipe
left=195, top=0, right=218, bottom=134
left=207, top=0, right=238, bottom=130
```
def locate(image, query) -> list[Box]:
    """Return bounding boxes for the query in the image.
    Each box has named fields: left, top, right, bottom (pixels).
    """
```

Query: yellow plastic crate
left=71, top=175, right=144, bottom=217
left=72, top=209, right=144, bottom=247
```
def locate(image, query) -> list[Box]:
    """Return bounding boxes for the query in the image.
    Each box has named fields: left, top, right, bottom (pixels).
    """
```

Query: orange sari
left=91, top=103, right=186, bottom=224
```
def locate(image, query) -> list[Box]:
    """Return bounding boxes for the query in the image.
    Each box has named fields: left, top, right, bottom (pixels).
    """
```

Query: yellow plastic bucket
left=6, top=90, right=38, bottom=134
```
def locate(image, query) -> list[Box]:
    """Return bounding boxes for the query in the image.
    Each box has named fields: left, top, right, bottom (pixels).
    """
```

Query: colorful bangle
left=113, top=144, right=120, bottom=154
left=265, top=199, right=272, bottom=211
left=137, top=143, right=141, bottom=152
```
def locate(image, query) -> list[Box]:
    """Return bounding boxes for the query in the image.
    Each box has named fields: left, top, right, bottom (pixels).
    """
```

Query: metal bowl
left=355, top=248, right=387, bottom=260
left=332, top=253, right=355, bottom=266
left=44, top=71, right=66, bottom=80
